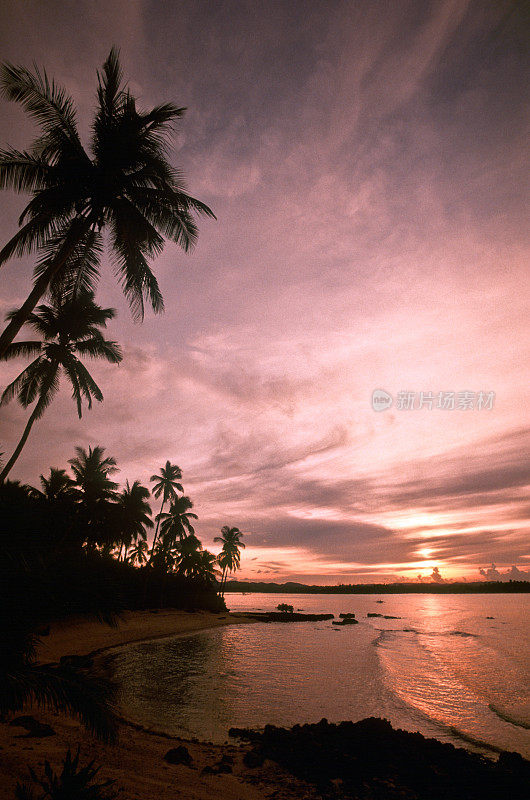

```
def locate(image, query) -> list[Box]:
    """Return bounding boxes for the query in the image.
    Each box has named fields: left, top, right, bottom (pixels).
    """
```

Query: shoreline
left=36, top=608, right=258, bottom=664
left=2, top=609, right=290, bottom=800
left=2, top=609, right=528, bottom=800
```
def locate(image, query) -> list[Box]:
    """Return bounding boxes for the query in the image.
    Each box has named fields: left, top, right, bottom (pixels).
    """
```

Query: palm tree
left=127, top=537, right=149, bottom=566
left=174, top=531, right=202, bottom=577
left=68, top=444, right=118, bottom=503
left=0, top=291, right=122, bottom=481
left=186, top=549, right=220, bottom=585
left=0, top=48, right=215, bottom=357
left=35, top=467, right=76, bottom=502
left=158, top=495, right=198, bottom=550
left=215, top=526, right=245, bottom=596
left=149, top=461, right=183, bottom=560
left=68, top=445, right=119, bottom=548
left=116, top=480, right=153, bottom=560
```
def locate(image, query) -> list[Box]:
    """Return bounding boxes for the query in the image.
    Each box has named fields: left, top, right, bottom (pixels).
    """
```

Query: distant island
left=224, top=580, right=530, bottom=594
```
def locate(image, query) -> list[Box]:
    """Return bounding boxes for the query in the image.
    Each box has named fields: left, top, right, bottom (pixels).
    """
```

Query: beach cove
left=2, top=598, right=530, bottom=800
left=0, top=610, right=296, bottom=800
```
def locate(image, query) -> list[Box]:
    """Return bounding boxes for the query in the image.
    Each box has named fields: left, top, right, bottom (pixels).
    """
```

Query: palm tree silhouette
left=173, top=531, right=202, bottom=576
left=215, top=526, right=245, bottom=596
left=0, top=48, right=215, bottom=357
left=159, top=495, right=198, bottom=550
left=149, top=461, right=183, bottom=561
left=34, top=467, right=76, bottom=502
left=127, top=537, right=149, bottom=566
left=116, top=480, right=153, bottom=560
left=68, top=444, right=118, bottom=503
left=0, top=291, right=122, bottom=481
left=187, top=549, right=220, bottom=585
left=68, top=445, right=119, bottom=548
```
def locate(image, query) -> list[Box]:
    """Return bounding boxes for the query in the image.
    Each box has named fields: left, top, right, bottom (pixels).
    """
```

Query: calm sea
left=108, top=592, right=530, bottom=756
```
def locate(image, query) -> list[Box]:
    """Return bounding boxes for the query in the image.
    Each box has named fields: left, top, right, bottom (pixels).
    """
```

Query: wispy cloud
left=0, top=1, right=528, bottom=581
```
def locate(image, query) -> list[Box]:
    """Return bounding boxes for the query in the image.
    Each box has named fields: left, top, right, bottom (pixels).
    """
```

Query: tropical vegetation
left=0, top=446, right=244, bottom=756
left=0, top=48, right=214, bottom=357
left=215, top=525, right=246, bottom=596
left=16, top=747, right=118, bottom=800
left=0, top=47, right=246, bottom=795
left=0, top=291, right=121, bottom=481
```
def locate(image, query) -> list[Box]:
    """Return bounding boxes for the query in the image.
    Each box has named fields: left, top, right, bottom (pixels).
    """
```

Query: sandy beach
left=0, top=610, right=313, bottom=800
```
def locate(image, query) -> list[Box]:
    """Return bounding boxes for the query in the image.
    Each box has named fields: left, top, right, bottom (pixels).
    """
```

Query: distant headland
left=224, top=580, right=530, bottom=594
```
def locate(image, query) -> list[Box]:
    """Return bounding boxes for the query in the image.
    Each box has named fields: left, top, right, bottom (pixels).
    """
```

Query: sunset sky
left=0, top=0, right=528, bottom=583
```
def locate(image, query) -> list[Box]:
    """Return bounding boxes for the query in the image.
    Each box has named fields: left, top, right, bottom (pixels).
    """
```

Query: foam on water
left=106, top=592, right=530, bottom=755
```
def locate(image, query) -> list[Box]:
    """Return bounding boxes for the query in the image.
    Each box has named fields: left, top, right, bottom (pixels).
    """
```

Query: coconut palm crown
left=148, top=460, right=183, bottom=559
left=116, top=479, right=153, bottom=560
left=215, top=525, right=245, bottom=596
left=0, top=291, right=121, bottom=481
left=0, top=48, right=215, bottom=357
left=159, top=495, right=198, bottom=549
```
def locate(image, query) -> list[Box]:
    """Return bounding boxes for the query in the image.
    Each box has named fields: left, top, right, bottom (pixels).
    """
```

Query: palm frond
left=0, top=340, right=42, bottom=360
left=60, top=355, right=84, bottom=417
left=0, top=148, right=52, bottom=192
left=128, top=186, right=215, bottom=251
left=140, top=102, right=186, bottom=132
left=27, top=361, right=60, bottom=418
left=0, top=357, right=44, bottom=407
left=37, top=224, right=103, bottom=299
left=92, top=48, right=125, bottom=145
left=0, top=213, right=65, bottom=266
left=0, top=61, right=80, bottom=147
left=75, top=334, right=122, bottom=363
left=69, top=358, right=104, bottom=406
left=0, top=662, right=118, bottom=742
left=111, top=210, right=164, bottom=320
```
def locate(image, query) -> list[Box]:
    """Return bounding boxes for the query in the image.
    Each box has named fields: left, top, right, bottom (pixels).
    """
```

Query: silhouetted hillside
left=224, top=580, right=530, bottom=594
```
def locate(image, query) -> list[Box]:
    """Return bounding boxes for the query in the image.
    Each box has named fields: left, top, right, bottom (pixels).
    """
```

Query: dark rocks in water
left=230, top=717, right=530, bottom=799
left=367, top=613, right=401, bottom=619
left=59, top=653, right=94, bottom=670
left=9, top=716, right=55, bottom=738
left=214, top=761, right=232, bottom=774
left=234, top=611, right=334, bottom=622
left=164, top=745, right=193, bottom=766
left=376, top=600, right=384, bottom=603
left=332, top=618, right=359, bottom=626
left=486, top=616, right=495, bottom=619
left=339, top=613, right=356, bottom=618
left=498, top=751, right=527, bottom=772
left=202, top=755, right=234, bottom=775
left=242, top=748, right=265, bottom=768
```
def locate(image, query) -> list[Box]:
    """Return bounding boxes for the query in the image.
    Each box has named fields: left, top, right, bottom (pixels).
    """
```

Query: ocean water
left=107, top=593, right=530, bottom=756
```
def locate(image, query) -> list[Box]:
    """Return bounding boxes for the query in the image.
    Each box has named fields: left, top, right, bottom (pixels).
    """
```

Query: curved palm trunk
left=0, top=216, right=92, bottom=359
left=218, top=566, right=227, bottom=597
left=147, top=498, right=166, bottom=565
left=0, top=403, right=41, bottom=481
left=143, top=499, right=166, bottom=607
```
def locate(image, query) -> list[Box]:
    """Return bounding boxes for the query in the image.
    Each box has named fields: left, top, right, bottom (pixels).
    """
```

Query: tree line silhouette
left=0, top=450, right=245, bottom=750
left=0, top=48, right=246, bottom=766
